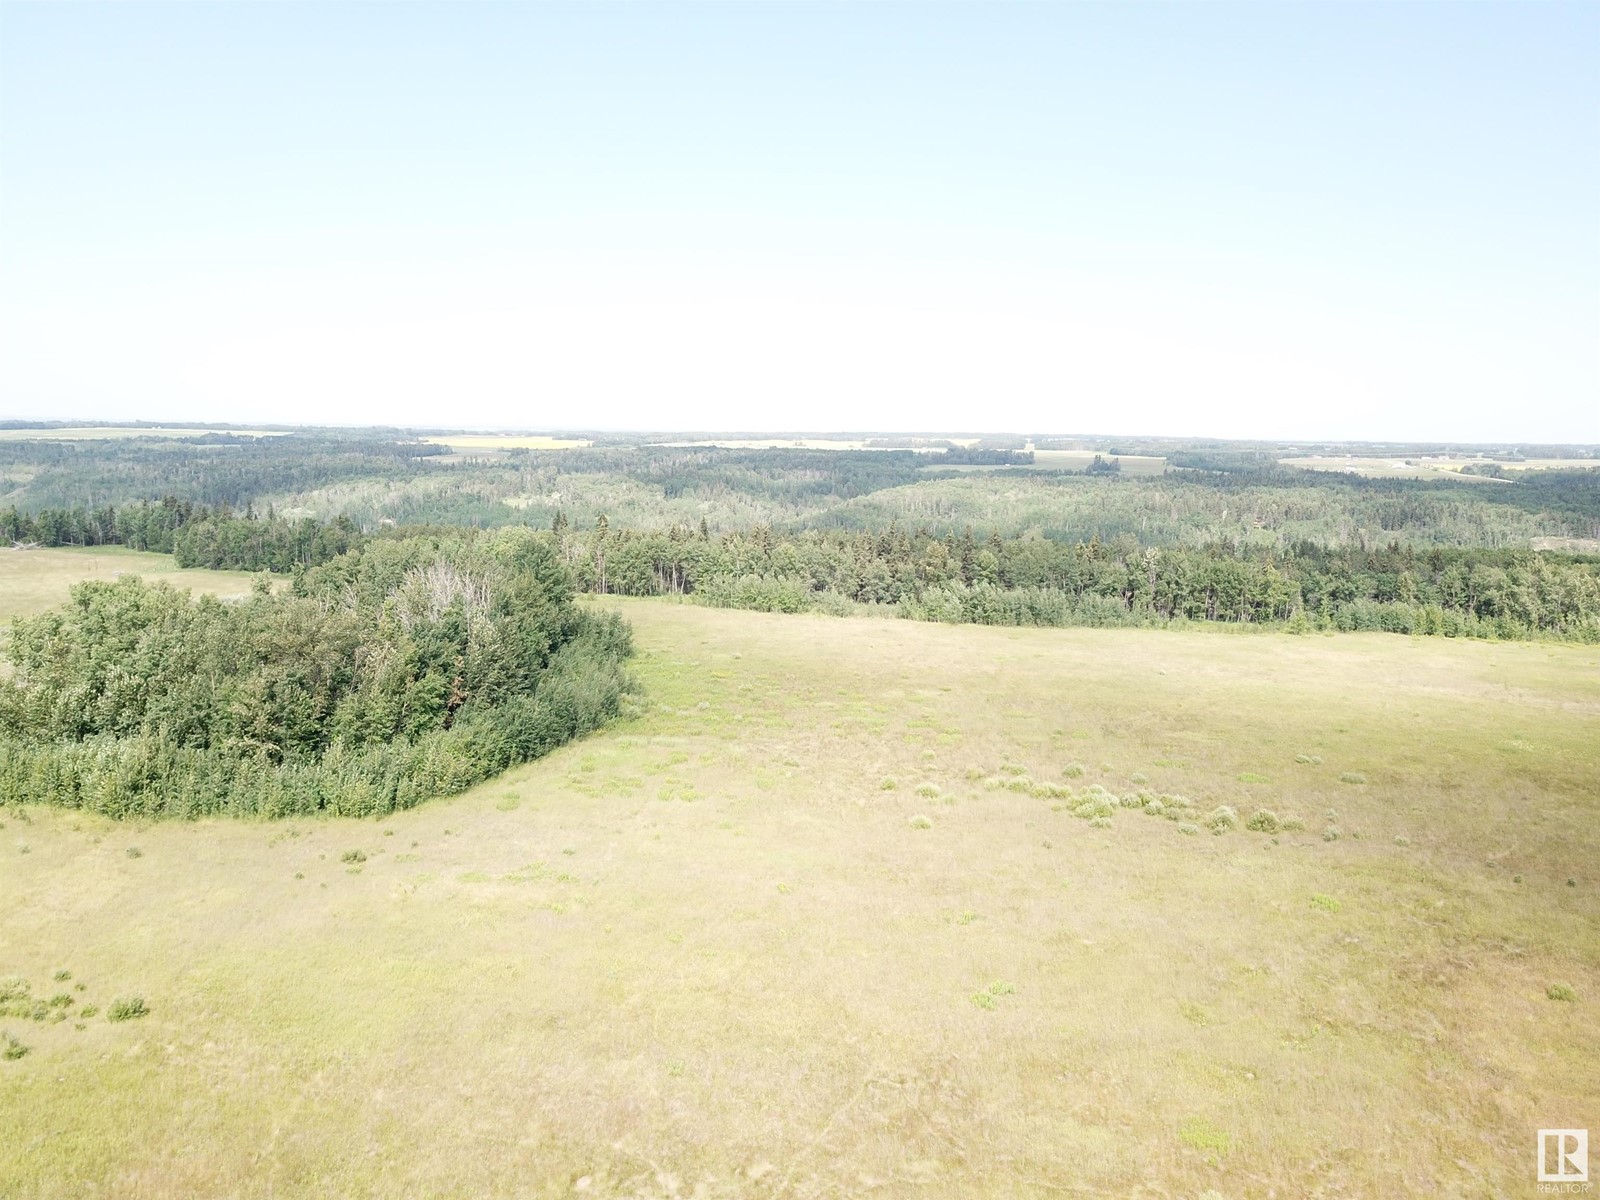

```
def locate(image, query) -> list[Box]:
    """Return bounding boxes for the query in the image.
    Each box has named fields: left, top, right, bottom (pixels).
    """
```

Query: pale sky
left=2, top=2, right=1596, bottom=441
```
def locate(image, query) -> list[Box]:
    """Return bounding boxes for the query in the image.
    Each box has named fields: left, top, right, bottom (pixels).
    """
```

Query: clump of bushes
left=1246, top=809, right=1280, bottom=834
left=907, top=815, right=933, bottom=830
left=1, top=1032, right=28, bottom=1061
left=1062, top=763, right=1086, bottom=778
left=1546, top=983, right=1577, bottom=1002
left=1323, top=825, right=1342, bottom=842
left=106, top=996, right=149, bottom=1023
left=0, top=529, right=636, bottom=820
left=340, top=849, right=367, bottom=864
left=1280, top=815, right=1306, bottom=832
left=1176, top=822, right=1200, bottom=836
left=1204, top=805, right=1239, bottom=835
left=1295, top=754, right=1323, bottom=765
left=914, top=783, right=940, bottom=799
left=879, top=776, right=897, bottom=791
left=1339, top=772, right=1367, bottom=785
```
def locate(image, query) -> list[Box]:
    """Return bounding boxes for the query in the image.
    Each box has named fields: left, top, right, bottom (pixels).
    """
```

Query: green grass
left=0, top=573, right=1597, bottom=1197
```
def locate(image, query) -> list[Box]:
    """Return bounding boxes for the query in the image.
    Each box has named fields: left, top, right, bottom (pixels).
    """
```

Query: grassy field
left=0, top=427, right=287, bottom=441
left=0, top=547, right=275, bottom=621
left=1280, top=454, right=1597, bottom=480
left=430, top=434, right=594, bottom=452
left=1, top=565, right=1596, bottom=1197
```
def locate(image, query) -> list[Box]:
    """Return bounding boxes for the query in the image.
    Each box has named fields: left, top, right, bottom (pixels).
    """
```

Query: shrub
left=914, top=783, right=940, bottom=799
left=1245, top=809, right=1279, bottom=834
left=1323, top=826, right=1342, bottom=842
left=1394, top=835, right=1410, bottom=846
left=1204, top=805, right=1239, bottom=835
left=79, top=1005, right=99, bottom=1018
left=987, top=980, right=1016, bottom=996
left=1547, top=983, right=1577, bottom=1002
left=1088, top=815, right=1114, bottom=829
left=106, top=996, right=149, bottom=1022
left=1062, top=763, right=1085, bottom=778
left=1118, top=792, right=1144, bottom=809
left=52, top=970, right=70, bottom=982
left=969, top=991, right=997, bottom=1011
left=908, top=815, right=933, bottom=830
left=879, top=776, right=897, bottom=791
left=999, top=763, right=1028, bottom=776
left=1310, top=893, right=1341, bottom=913
left=1030, top=781, right=1073, bottom=800
left=1, top=1032, right=28, bottom=1061
left=1176, top=822, right=1200, bottom=836
left=340, top=849, right=367, bottom=864
left=1339, top=772, right=1367, bottom=785
left=1129, top=772, right=1149, bottom=785
left=124, top=847, right=142, bottom=859
left=1237, top=772, right=1269, bottom=784
left=1142, top=798, right=1165, bottom=817
left=1071, top=794, right=1116, bottom=821
left=1280, top=815, right=1306, bottom=832
left=1294, top=754, right=1322, bottom=765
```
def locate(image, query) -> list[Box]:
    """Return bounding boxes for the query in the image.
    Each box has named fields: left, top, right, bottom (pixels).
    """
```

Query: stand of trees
left=0, top=529, right=633, bottom=818
left=551, top=522, right=1600, bottom=641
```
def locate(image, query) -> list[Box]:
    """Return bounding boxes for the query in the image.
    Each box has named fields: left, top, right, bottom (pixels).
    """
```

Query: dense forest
left=0, top=529, right=633, bottom=818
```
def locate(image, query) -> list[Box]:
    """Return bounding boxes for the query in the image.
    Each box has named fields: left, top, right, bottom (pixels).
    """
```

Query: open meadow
left=0, top=547, right=275, bottom=621
left=1, top=552, right=1596, bottom=1198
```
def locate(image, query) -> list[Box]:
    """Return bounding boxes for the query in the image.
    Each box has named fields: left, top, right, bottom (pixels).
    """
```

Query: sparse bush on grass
left=1119, top=793, right=1145, bottom=809
left=1088, top=815, right=1114, bottom=829
left=1295, top=754, right=1323, bottom=765
left=1143, top=798, right=1165, bottom=816
left=1547, top=983, right=1577, bottom=1002
left=1310, top=894, right=1342, bottom=913
left=1323, top=826, right=1342, bottom=842
left=969, top=991, right=997, bottom=1011
left=999, top=763, right=1028, bottom=776
left=1178, top=1116, right=1232, bottom=1155
left=1237, top=772, right=1269, bottom=784
left=0, top=978, right=31, bottom=1017
left=879, top=776, right=897, bottom=791
left=1246, top=809, right=1279, bottom=833
left=908, top=815, right=933, bottom=830
left=1339, top=772, right=1367, bottom=785
left=914, top=783, right=940, bottom=799
left=45, top=992, right=73, bottom=1009
left=106, top=996, right=148, bottom=1022
left=52, top=970, right=70, bottom=982
left=1003, top=776, right=1034, bottom=794
left=1205, top=805, right=1239, bottom=835
left=340, top=849, right=366, bottom=864
left=125, top=847, right=142, bottom=859
left=1394, top=835, right=1410, bottom=846
left=1129, top=771, right=1148, bottom=785
left=1176, top=822, right=1200, bottom=836
left=78, top=1005, right=98, bottom=1019
left=988, top=980, right=1015, bottom=996
left=1281, top=815, right=1306, bottom=832
left=2, top=1032, right=28, bottom=1061
left=1062, top=763, right=1085, bottom=778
